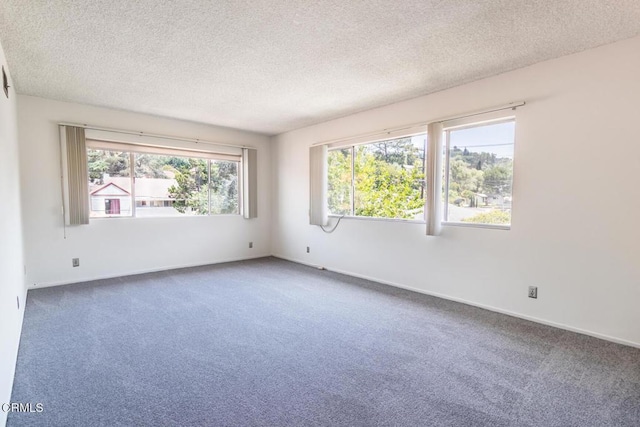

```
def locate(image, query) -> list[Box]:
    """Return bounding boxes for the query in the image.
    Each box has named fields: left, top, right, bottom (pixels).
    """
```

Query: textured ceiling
left=1, top=1, right=640, bottom=135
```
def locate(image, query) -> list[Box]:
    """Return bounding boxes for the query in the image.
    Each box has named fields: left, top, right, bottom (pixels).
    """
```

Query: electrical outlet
left=528, top=286, right=538, bottom=299
left=249, top=242, right=253, bottom=249
left=72, top=258, right=80, bottom=268
left=306, top=246, right=310, bottom=253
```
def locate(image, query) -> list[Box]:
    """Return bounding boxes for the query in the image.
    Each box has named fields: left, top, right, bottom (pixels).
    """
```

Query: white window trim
left=310, top=102, right=524, bottom=233
left=442, top=221, right=511, bottom=230
left=441, top=112, right=516, bottom=229
left=329, top=214, right=426, bottom=224
left=61, top=122, right=259, bottom=226
left=325, top=132, right=428, bottom=222
left=87, top=140, right=242, bottom=219
left=87, top=139, right=241, bottom=162
left=84, top=127, right=244, bottom=157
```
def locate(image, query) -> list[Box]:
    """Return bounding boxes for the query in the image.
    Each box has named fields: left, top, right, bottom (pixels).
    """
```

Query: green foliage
left=354, top=145, right=425, bottom=219
left=328, top=138, right=426, bottom=219
left=326, top=132, right=514, bottom=223
left=88, top=149, right=239, bottom=215
left=167, top=158, right=209, bottom=214
left=483, top=163, right=513, bottom=195
left=461, top=209, right=511, bottom=225
left=167, top=159, right=238, bottom=215
left=87, top=149, right=129, bottom=183
left=448, top=158, right=484, bottom=205
left=135, top=154, right=175, bottom=179
left=328, top=149, right=352, bottom=215
left=209, top=161, right=239, bottom=214
left=447, top=145, right=513, bottom=208
left=369, top=139, right=422, bottom=166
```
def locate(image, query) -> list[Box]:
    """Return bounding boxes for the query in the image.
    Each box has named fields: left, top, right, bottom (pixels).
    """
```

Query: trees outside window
left=327, top=134, right=426, bottom=220
left=87, top=146, right=239, bottom=218
left=444, top=119, right=515, bottom=225
left=326, top=118, right=515, bottom=228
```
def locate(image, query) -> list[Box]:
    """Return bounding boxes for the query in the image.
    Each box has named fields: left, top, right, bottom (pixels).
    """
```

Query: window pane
left=88, top=149, right=132, bottom=217
left=354, top=135, right=426, bottom=219
left=134, top=154, right=208, bottom=216
left=170, top=157, right=208, bottom=216
left=209, top=160, right=239, bottom=214
left=445, top=120, right=514, bottom=225
left=327, top=148, right=352, bottom=215
left=134, top=154, right=190, bottom=217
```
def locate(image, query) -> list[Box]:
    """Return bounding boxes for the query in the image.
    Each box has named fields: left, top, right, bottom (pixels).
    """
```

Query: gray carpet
left=8, top=257, right=640, bottom=426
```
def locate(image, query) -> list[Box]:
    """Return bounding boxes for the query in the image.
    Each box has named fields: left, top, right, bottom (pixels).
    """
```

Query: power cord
left=320, top=215, right=345, bottom=233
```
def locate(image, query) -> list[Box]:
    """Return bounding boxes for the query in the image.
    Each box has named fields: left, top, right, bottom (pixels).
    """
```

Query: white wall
left=0, top=42, right=26, bottom=426
left=272, top=36, right=640, bottom=347
left=18, top=96, right=272, bottom=287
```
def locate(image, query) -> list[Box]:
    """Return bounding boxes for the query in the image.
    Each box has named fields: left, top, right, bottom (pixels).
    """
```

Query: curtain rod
left=58, top=122, right=254, bottom=150
left=313, top=101, right=525, bottom=147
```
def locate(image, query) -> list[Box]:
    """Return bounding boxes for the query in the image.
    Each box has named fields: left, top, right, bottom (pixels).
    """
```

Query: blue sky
left=449, top=121, right=515, bottom=158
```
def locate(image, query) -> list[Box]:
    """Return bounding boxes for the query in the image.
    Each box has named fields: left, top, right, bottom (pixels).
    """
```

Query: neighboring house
left=89, top=175, right=178, bottom=217
left=90, top=182, right=132, bottom=216
left=475, top=193, right=488, bottom=206
left=488, top=195, right=512, bottom=208
left=132, top=178, right=177, bottom=208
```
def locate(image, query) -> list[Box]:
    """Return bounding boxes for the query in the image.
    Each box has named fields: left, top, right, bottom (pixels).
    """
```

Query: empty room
left=1, top=1, right=639, bottom=426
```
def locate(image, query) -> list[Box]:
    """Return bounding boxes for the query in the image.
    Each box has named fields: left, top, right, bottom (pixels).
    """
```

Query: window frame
left=441, top=115, right=516, bottom=230
left=326, top=132, right=428, bottom=223
left=86, top=139, right=243, bottom=219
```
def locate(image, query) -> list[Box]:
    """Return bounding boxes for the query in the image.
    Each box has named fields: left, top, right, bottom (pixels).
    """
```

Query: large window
left=314, top=108, right=519, bottom=231
left=443, top=118, right=515, bottom=226
left=327, top=134, right=426, bottom=220
left=87, top=144, right=240, bottom=218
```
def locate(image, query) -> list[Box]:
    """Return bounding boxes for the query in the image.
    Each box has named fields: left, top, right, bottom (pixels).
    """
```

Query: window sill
left=326, top=216, right=509, bottom=229
left=90, top=214, right=242, bottom=220
left=329, top=215, right=425, bottom=224
left=441, top=221, right=510, bottom=230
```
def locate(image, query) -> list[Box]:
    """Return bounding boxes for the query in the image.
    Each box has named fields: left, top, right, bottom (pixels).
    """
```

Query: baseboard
left=272, top=253, right=640, bottom=349
left=30, top=254, right=272, bottom=289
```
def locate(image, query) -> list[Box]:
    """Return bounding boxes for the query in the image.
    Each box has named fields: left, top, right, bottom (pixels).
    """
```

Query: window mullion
left=350, top=146, right=355, bottom=216
left=207, top=160, right=211, bottom=215
left=443, top=131, right=451, bottom=222
left=423, top=137, right=427, bottom=221
left=130, top=152, right=136, bottom=218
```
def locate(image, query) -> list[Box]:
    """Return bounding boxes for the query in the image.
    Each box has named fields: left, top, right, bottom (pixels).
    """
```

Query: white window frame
left=86, top=139, right=242, bottom=219
left=309, top=103, right=523, bottom=234
left=441, top=112, right=516, bottom=230
left=326, top=132, right=428, bottom=223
